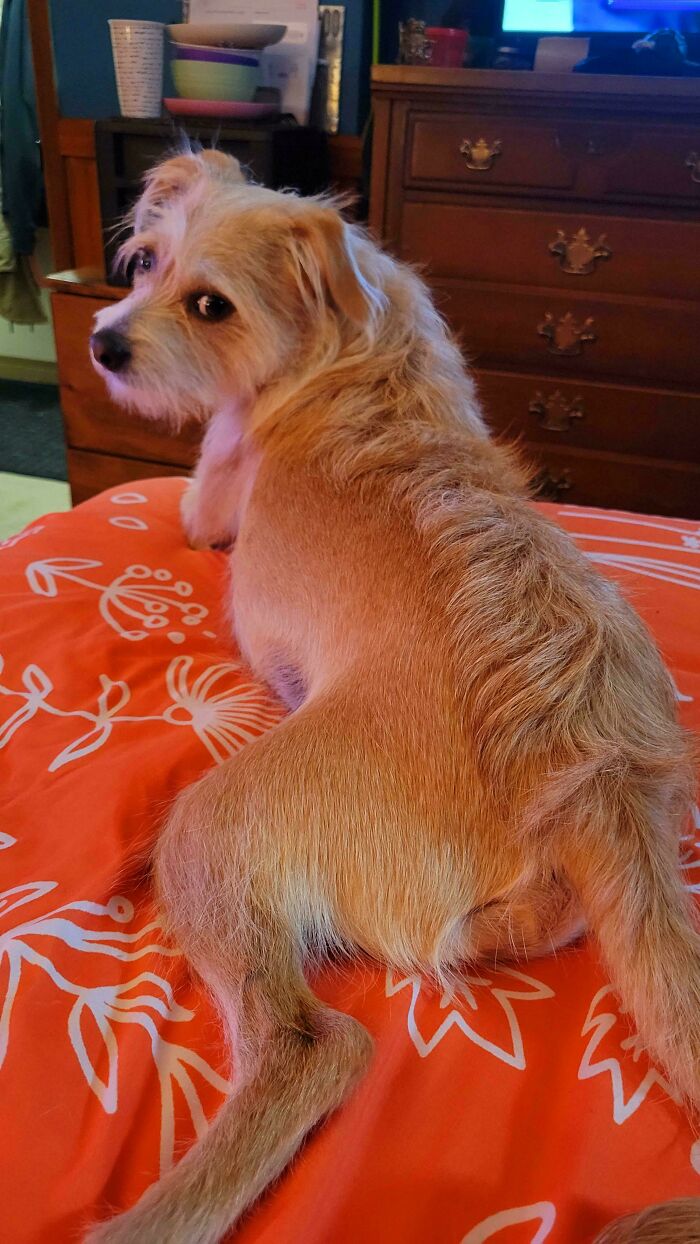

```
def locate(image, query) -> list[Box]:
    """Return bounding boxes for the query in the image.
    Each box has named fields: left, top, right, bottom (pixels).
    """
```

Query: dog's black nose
left=90, top=329, right=132, bottom=374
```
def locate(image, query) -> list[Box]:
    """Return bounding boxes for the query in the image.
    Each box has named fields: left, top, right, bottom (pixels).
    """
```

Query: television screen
left=501, top=0, right=700, bottom=33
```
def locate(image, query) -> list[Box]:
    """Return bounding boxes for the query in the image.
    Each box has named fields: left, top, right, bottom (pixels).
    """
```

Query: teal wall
left=51, top=1, right=182, bottom=118
left=50, top=0, right=370, bottom=134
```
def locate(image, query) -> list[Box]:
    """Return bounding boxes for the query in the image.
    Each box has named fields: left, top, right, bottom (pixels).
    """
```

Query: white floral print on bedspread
left=0, top=882, right=230, bottom=1174
left=0, top=654, right=282, bottom=772
left=386, top=967, right=555, bottom=1069
left=25, top=558, right=210, bottom=642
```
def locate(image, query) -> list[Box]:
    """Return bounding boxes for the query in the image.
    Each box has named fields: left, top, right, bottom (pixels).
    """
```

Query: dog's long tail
left=534, top=751, right=700, bottom=1108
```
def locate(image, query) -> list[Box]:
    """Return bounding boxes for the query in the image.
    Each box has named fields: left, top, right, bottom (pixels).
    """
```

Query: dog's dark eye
left=188, top=292, right=234, bottom=323
left=127, top=247, right=155, bottom=283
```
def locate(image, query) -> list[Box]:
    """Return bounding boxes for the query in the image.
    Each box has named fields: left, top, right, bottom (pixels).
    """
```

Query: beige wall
left=0, top=300, right=56, bottom=363
left=0, top=232, right=57, bottom=365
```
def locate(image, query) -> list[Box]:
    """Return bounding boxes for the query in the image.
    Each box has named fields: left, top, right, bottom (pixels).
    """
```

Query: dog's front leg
left=182, top=408, right=248, bottom=550
left=181, top=477, right=234, bottom=550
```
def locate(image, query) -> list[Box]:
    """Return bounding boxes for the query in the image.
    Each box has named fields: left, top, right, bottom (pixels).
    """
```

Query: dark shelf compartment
left=95, top=115, right=331, bottom=284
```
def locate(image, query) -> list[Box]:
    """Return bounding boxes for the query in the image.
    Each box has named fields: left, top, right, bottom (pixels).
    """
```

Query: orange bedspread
left=1, top=477, right=698, bottom=1244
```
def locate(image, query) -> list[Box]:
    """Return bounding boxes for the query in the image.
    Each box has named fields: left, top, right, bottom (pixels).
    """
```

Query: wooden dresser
left=370, top=67, right=700, bottom=518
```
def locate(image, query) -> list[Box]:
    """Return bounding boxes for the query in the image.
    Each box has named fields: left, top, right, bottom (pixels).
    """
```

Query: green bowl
left=172, top=59, right=260, bottom=102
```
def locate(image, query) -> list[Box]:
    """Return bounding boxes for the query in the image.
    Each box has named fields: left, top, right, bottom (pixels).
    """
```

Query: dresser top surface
left=372, top=65, right=700, bottom=108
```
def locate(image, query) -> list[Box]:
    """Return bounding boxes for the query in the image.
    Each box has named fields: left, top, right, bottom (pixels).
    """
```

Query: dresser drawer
left=67, top=448, right=191, bottom=507
left=406, top=112, right=577, bottom=192
left=476, top=369, right=700, bottom=463
left=53, top=292, right=117, bottom=403
left=606, top=125, right=700, bottom=204
left=435, top=281, right=700, bottom=389
left=404, top=111, right=700, bottom=205
left=401, top=203, right=700, bottom=301
left=60, top=387, right=200, bottom=468
left=52, top=292, right=201, bottom=467
left=523, top=443, right=700, bottom=519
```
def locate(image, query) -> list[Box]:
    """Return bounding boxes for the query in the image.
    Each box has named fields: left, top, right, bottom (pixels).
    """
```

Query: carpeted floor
left=0, top=379, right=71, bottom=540
left=0, top=378, right=67, bottom=480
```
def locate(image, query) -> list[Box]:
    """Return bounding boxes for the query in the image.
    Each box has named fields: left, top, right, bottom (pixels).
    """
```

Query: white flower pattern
left=578, top=985, right=680, bottom=1123
left=0, top=882, right=230, bottom=1174
left=0, top=653, right=281, bottom=775
left=25, top=557, right=210, bottom=641
left=0, top=522, right=44, bottom=550
left=461, top=1202, right=557, bottom=1244
left=386, top=966, right=555, bottom=1069
left=557, top=508, right=700, bottom=590
left=163, top=655, right=283, bottom=762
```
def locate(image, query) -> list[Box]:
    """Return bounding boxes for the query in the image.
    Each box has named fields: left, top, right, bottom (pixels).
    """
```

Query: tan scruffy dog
left=88, top=149, right=699, bottom=1244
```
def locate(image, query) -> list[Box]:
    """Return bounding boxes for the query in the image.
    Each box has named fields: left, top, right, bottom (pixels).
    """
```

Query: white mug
left=109, top=20, right=164, bottom=119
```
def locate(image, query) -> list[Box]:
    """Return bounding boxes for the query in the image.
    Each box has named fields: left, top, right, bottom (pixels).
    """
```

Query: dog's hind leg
left=87, top=956, right=370, bottom=1244
left=468, top=873, right=585, bottom=964
left=85, top=702, right=374, bottom=1244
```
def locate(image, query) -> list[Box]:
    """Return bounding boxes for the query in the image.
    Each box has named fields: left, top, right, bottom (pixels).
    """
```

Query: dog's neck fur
left=238, top=233, right=527, bottom=499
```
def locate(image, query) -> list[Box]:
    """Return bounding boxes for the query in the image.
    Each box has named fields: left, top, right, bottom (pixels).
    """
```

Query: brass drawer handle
left=548, top=228, right=611, bottom=276
left=459, top=137, right=502, bottom=171
left=538, top=311, right=596, bottom=356
left=533, top=467, right=573, bottom=502
left=529, top=390, right=585, bottom=432
left=685, top=151, right=700, bottom=184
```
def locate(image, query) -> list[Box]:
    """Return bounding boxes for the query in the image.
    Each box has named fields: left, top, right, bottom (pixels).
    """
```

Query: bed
left=1, top=476, right=698, bottom=1244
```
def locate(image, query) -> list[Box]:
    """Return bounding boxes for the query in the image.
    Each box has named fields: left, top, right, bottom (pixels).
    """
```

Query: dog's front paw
left=180, top=482, right=208, bottom=549
left=180, top=483, right=234, bottom=552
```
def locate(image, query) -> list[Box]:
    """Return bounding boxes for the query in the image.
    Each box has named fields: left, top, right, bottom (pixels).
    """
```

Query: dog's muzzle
left=90, top=328, right=132, bottom=374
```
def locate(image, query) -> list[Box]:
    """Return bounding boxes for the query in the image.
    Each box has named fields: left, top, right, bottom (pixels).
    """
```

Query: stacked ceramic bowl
left=167, top=23, right=286, bottom=104
left=172, top=44, right=261, bottom=102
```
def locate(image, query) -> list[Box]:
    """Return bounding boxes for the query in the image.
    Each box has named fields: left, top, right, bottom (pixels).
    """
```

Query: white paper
left=534, top=35, right=590, bottom=71
left=260, top=22, right=319, bottom=125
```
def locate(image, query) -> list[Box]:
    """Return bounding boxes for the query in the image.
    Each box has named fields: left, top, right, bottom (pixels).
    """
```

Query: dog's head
left=90, top=149, right=385, bottom=425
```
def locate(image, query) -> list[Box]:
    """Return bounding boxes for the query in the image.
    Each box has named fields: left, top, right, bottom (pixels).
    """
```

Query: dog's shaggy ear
left=134, top=151, right=246, bottom=230
left=289, top=208, right=384, bottom=329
